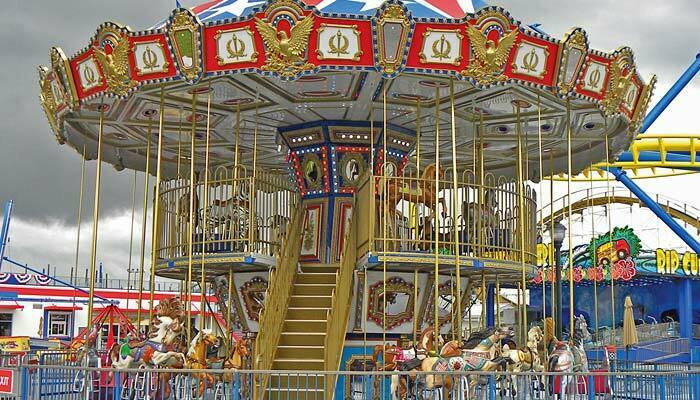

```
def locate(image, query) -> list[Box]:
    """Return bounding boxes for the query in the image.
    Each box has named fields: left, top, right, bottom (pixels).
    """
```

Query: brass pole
left=369, top=101, right=375, bottom=253
left=382, top=82, right=388, bottom=367
left=549, top=152, right=555, bottom=338
left=515, top=104, right=528, bottom=342
left=74, top=146, right=86, bottom=286
left=126, top=170, right=137, bottom=310
left=85, top=101, right=105, bottom=347
left=186, top=90, right=198, bottom=344
left=495, top=275, right=501, bottom=327
left=200, top=85, right=213, bottom=332
left=589, top=141, right=599, bottom=341
left=605, top=132, right=616, bottom=342
left=433, top=86, right=441, bottom=351
left=249, top=96, right=259, bottom=252
left=536, top=94, right=548, bottom=363
left=227, top=102, right=241, bottom=344
left=136, top=117, right=153, bottom=327
left=566, top=100, right=575, bottom=334
left=449, top=78, right=461, bottom=341
left=149, top=86, right=166, bottom=322
left=413, top=269, right=419, bottom=343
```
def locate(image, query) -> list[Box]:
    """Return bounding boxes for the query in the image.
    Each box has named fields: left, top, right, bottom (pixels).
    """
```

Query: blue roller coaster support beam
left=0, top=200, right=13, bottom=271
left=486, top=284, right=495, bottom=327
left=607, top=167, right=700, bottom=254
left=640, top=53, right=700, bottom=133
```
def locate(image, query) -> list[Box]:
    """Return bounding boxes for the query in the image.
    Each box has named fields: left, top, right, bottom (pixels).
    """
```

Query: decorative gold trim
left=419, top=28, right=463, bottom=66
left=132, top=40, right=170, bottom=76
left=461, top=11, right=518, bottom=84
left=77, top=56, right=103, bottom=90
left=628, top=75, right=656, bottom=134
left=601, top=48, right=636, bottom=116
left=367, top=276, right=415, bottom=330
left=38, top=66, right=63, bottom=142
left=316, top=23, right=362, bottom=61
left=510, top=41, right=549, bottom=79
left=50, top=47, right=79, bottom=110
left=376, top=5, right=410, bottom=75
left=302, top=153, right=323, bottom=190
left=339, top=152, right=365, bottom=187
left=214, top=27, right=259, bottom=66
left=556, top=29, right=588, bottom=96
left=254, top=8, right=315, bottom=78
left=168, top=10, right=202, bottom=82
left=92, top=26, right=137, bottom=96
left=239, top=276, right=268, bottom=321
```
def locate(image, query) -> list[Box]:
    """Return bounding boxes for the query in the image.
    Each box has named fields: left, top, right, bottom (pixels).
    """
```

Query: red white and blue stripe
left=181, top=0, right=488, bottom=22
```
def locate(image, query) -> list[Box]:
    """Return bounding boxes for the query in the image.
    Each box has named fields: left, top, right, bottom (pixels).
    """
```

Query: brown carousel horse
left=186, top=330, right=222, bottom=398
left=377, top=164, right=447, bottom=250
left=220, top=337, right=251, bottom=383
left=372, top=327, right=444, bottom=399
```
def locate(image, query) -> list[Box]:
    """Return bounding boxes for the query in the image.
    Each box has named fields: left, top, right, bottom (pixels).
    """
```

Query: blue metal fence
left=3, top=364, right=699, bottom=400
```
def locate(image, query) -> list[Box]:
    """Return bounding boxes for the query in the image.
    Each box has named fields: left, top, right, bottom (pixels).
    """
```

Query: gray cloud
left=1, top=1, right=698, bottom=278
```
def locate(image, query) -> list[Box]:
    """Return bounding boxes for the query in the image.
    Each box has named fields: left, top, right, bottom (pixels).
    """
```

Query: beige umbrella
left=622, top=296, right=639, bottom=347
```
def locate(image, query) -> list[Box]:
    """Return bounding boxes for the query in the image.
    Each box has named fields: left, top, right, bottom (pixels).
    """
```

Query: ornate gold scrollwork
left=376, top=5, right=411, bottom=74
left=38, top=66, right=63, bottom=142
left=367, top=277, right=415, bottom=330
left=462, top=15, right=518, bottom=84
left=628, top=75, right=656, bottom=134
left=601, top=48, right=636, bottom=115
left=316, top=24, right=362, bottom=61
left=432, top=35, right=451, bottom=60
left=168, top=10, right=202, bottom=82
left=92, top=26, right=137, bottom=96
left=556, top=28, right=588, bottom=96
left=133, top=40, right=170, bottom=76
left=522, top=48, right=539, bottom=72
left=329, top=30, right=349, bottom=56
left=215, top=27, right=258, bottom=66
left=50, top=47, right=79, bottom=110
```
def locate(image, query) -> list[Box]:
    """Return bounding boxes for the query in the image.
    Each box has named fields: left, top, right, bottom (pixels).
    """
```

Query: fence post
left=488, top=375, right=495, bottom=400
left=658, top=374, right=666, bottom=399
left=588, top=374, right=595, bottom=400
left=19, top=366, right=28, bottom=400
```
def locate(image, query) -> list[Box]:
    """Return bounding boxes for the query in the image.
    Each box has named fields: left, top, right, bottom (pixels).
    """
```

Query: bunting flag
left=35, top=274, right=52, bottom=286
left=0, top=273, right=9, bottom=284
left=13, top=273, right=31, bottom=284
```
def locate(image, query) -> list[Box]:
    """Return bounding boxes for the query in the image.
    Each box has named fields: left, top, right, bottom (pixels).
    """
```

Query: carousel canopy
left=38, top=0, right=654, bottom=179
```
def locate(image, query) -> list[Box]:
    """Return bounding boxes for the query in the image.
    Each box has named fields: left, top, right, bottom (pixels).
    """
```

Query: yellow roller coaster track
left=549, top=133, right=700, bottom=181
left=542, top=194, right=700, bottom=233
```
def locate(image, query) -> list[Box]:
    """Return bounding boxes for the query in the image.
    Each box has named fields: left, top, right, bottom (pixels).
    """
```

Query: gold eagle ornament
left=463, top=25, right=518, bottom=84
left=254, top=14, right=315, bottom=77
left=93, top=36, right=137, bottom=96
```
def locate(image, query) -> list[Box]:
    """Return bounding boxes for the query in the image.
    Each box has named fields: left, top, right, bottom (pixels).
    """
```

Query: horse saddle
left=398, top=357, right=422, bottom=371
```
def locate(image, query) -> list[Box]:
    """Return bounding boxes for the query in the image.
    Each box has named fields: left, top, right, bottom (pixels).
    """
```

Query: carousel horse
left=420, top=326, right=514, bottom=396
left=372, top=327, right=439, bottom=399
left=109, top=298, right=187, bottom=370
left=377, top=164, right=447, bottom=250
left=186, top=330, right=222, bottom=398
left=220, top=337, right=251, bottom=383
left=501, top=326, right=546, bottom=398
left=547, top=315, right=591, bottom=396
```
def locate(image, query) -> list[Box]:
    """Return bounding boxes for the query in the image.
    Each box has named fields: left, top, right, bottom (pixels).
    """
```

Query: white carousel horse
left=548, top=315, right=591, bottom=397
left=502, top=326, right=546, bottom=398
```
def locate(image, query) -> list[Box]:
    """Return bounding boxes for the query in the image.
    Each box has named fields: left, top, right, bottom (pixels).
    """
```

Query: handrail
left=252, top=205, right=303, bottom=399
left=324, top=197, right=357, bottom=396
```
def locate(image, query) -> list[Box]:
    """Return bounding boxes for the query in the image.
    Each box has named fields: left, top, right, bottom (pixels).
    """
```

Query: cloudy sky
left=0, top=0, right=698, bottom=279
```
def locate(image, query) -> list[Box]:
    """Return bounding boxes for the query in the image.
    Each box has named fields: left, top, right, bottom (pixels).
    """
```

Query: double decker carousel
left=37, top=0, right=654, bottom=397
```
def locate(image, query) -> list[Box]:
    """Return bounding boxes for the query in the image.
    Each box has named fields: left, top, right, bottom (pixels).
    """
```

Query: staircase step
left=284, top=319, right=327, bottom=332
left=276, top=345, right=325, bottom=359
left=295, top=273, right=336, bottom=284
left=289, top=295, right=332, bottom=308
left=300, top=265, right=339, bottom=274
left=286, top=307, right=330, bottom=321
left=279, top=332, right=326, bottom=346
left=292, top=283, right=335, bottom=296
left=272, top=358, right=325, bottom=371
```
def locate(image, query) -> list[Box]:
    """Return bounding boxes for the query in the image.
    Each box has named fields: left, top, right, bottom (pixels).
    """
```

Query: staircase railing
left=324, top=197, right=358, bottom=396
left=253, top=205, right=303, bottom=398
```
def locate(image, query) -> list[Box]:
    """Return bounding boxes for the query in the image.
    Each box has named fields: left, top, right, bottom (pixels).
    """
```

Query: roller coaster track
left=540, top=187, right=700, bottom=233
left=550, top=133, right=700, bottom=181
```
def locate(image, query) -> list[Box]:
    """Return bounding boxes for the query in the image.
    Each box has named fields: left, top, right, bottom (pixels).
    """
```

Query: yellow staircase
left=256, top=200, right=357, bottom=399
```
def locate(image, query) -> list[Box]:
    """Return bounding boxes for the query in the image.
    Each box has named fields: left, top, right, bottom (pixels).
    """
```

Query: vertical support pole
left=0, top=200, right=13, bottom=271
left=485, top=284, right=495, bottom=327
left=85, top=101, right=105, bottom=351
left=678, top=279, right=692, bottom=339
left=149, top=86, right=166, bottom=322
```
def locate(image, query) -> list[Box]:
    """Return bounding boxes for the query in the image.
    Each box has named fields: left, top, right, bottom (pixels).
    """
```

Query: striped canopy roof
left=183, top=0, right=488, bottom=21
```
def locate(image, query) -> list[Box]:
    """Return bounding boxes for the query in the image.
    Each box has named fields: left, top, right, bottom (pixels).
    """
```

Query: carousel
left=36, top=0, right=655, bottom=398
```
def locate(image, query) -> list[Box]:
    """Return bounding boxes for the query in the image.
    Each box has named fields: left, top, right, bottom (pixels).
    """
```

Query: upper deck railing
left=156, top=166, right=299, bottom=261
left=356, top=167, right=538, bottom=265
